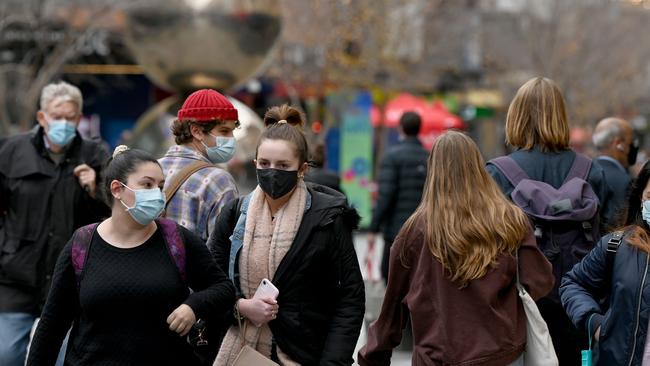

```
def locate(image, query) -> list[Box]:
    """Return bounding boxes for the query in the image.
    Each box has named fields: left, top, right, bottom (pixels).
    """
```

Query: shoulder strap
left=163, top=161, right=212, bottom=209
left=489, top=156, right=530, bottom=187
left=71, top=223, right=100, bottom=290
left=156, top=218, right=187, bottom=283
left=606, top=231, right=623, bottom=280
left=562, top=153, right=592, bottom=184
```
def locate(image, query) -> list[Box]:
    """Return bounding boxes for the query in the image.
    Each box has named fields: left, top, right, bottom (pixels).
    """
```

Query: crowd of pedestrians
left=0, top=76, right=645, bottom=365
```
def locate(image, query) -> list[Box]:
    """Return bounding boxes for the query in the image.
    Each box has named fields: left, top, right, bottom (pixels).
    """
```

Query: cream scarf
left=214, top=181, right=307, bottom=366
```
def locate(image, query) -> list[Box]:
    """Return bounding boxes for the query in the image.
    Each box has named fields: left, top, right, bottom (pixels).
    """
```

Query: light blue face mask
left=202, top=134, right=236, bottom=164
left=119, top=182, right=166, bottom=225
left=642, top=200, right=650, bottom=225
left=47, top=119, right=77, bottom=146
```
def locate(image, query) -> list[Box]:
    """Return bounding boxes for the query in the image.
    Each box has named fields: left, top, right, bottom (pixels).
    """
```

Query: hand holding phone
left=253, top=278, right=279, bottom=300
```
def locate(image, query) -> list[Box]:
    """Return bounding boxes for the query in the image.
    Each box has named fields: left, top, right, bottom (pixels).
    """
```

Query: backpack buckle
left=607, top=233, right=623, bottom=253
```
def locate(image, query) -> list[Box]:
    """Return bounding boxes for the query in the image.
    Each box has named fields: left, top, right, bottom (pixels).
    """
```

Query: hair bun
left=113, top=145, right=130, bottom=158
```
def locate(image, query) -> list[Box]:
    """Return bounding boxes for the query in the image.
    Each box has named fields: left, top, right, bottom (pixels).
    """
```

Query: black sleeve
left=586, top=163, right=611, bottom=229
left=27, top=241, right=79, bottom=366
left=369, top=155, right=398, bottom=233
left=207, top=198, right=238, bottom=279
left=0, top=170, right=7, bottom=215
left=76, top=144, right=111, bottom=225
left=180, top=227, right=236, bottom=322
left=321, top=215, right=366, bottom=365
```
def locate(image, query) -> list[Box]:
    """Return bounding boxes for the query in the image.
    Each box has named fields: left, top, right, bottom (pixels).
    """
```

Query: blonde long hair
left=402, top=131, right=530, bottom=287
left=505, top=77, right=570, bottom=152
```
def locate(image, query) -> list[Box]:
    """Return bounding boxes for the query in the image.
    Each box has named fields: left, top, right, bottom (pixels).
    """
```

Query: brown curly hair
left=171, top=119, right=218, bottom=145
left=263, top=104, right=305, bottom=128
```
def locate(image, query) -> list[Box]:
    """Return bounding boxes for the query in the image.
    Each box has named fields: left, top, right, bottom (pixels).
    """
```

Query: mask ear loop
left=118, top=182, right=135, bottom=210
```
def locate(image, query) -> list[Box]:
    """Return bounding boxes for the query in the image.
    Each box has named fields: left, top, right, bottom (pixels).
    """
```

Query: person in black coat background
left=305, top=142, right=343, bottom=193
left=367, top=111, right=429, bottom=284
left=0, top=82, right=109, bottom=366
left=592, top=117, right=638, bottom=230
left=209, top=114, right=365, bottom=366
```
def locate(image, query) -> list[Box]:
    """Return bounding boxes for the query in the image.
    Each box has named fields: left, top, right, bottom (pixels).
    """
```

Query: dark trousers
left=537, top=298, right=587, bottom=365
left=381, top=239, right=393, bottom=285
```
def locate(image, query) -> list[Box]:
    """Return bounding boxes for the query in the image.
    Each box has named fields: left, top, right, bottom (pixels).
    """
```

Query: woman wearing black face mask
left=208, top=108, right=365, bottom=366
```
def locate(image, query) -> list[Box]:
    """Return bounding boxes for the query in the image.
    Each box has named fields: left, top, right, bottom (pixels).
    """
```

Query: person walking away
left=358, top=131, right=554, bottom=365
left=486, top=77, right=608, bottom=364
left=367, top=111, right=429, bottom=284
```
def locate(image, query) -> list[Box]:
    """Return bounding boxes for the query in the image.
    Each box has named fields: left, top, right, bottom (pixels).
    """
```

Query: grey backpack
left=490, top=154, right=600, bottom=302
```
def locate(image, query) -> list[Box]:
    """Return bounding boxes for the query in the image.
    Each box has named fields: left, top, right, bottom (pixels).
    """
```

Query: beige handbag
left=232, top=317, right=279, bottom=366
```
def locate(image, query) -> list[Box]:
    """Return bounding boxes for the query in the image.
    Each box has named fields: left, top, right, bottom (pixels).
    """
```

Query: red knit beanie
left=177, top=89, right=238, bottom=122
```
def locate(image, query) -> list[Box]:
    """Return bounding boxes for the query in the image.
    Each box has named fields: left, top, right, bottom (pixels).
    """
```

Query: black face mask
left=257, top=168, right=298, bottom=199
left=628, top=138, right=640, bottom=166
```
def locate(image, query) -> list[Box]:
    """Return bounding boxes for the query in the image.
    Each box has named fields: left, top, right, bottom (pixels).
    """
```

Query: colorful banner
left=327, top=90, right=373, bottom=228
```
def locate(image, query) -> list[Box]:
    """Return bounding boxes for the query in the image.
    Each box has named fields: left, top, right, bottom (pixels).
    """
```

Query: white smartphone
left=253, top=278, right=279, bottom=300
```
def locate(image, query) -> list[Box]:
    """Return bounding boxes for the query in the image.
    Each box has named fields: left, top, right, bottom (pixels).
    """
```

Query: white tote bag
left=516, top=253, right=559, bottom=366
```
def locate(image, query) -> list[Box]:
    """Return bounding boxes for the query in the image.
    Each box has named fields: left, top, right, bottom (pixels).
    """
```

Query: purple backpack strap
left=71, top=223, right=100, bottom=290
left=562, top=153, right=592, bottom=184
left=156, top=218, right=186, bottom=283
left=489, top=156, right=530, bottom=187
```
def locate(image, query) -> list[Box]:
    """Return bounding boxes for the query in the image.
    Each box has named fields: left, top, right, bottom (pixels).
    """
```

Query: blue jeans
left=0, top=313, right=68, bottom=366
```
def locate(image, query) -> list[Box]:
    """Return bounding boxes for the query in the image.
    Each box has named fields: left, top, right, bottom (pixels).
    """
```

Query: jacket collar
left=31, top=125, right=83, bottom=162
left=163, top=145, right=211, bottom=163
left=272, top=183, right=360, bottom=284
left=403, top=136, right=423, bottom=146
left=596, top=155, right=628, bottom=174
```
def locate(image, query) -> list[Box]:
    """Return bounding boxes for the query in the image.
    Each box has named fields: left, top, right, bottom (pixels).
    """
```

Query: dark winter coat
left=0, top=126, right=109, bottom=313
left=561, top=231, right=650, bottom=366
left=369, top=136, right=428, bottom=242
left=208, top=183, right=365, bottom=366
left=305, top=167, right=342, bottom=193
left=594, top=156, right=631, bottom=230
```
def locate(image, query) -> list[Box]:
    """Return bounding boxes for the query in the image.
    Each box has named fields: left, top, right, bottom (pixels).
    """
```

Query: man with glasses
left=592, top=117, right=639, bottom=230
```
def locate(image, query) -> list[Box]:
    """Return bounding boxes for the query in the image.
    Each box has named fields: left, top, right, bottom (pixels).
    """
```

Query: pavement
left=352, top=232, right=412, bottom=365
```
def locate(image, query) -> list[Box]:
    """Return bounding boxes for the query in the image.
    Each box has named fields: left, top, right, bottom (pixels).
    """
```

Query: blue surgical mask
left=47, top=119, right=77, bottom=146
left=643, top=200, right=650, bottom=225
left=119, top=182, right=166, bottom=225
left=202, top=134, right=236, bottom=164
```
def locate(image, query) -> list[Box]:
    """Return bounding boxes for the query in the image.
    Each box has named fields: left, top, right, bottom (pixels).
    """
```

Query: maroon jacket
left=358, top=221, right=554, bottom=366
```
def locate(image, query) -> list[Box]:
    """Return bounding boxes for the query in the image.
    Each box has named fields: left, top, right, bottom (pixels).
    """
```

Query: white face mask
left=201, top=134, right=236, bottom=164
left=46, top=118, right=77, bottom=146
left=643, top=200, right=650, bottom=225
left=119, top=182, right=166, bottom=225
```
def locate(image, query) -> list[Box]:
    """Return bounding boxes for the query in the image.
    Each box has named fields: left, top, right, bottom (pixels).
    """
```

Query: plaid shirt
left=159, top=145, right=238, bottom=242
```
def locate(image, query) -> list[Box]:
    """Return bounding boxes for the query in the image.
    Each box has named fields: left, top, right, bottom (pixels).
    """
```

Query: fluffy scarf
left=214, top=181, right=307, bottom=366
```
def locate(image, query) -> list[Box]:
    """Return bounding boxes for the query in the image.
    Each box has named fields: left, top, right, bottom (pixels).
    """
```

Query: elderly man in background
left=0, top=81, right=109, bottom=365
left=592, top=117, right=638, bottom=230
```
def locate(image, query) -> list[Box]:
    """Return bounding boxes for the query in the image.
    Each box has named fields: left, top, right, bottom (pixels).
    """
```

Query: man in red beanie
left=159, top=89, right=239, bottom=244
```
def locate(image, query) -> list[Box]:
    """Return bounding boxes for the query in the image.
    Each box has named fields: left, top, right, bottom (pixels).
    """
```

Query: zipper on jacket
left=628, top=254, right=649, bottom=366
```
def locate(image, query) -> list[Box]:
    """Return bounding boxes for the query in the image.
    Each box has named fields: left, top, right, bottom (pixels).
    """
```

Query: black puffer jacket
left=0, top=126, right=109, bottom=313
left=369, top=137, right=428, bottom=242
left=209, top=183, right=365, bottom=365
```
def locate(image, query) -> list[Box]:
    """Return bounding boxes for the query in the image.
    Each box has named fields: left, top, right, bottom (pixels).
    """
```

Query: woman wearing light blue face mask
left=561, top=159, right=650, bottom=366
left=26, top=145, right=235, bottom=366
left=158, top=89, right=240, bottom=245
